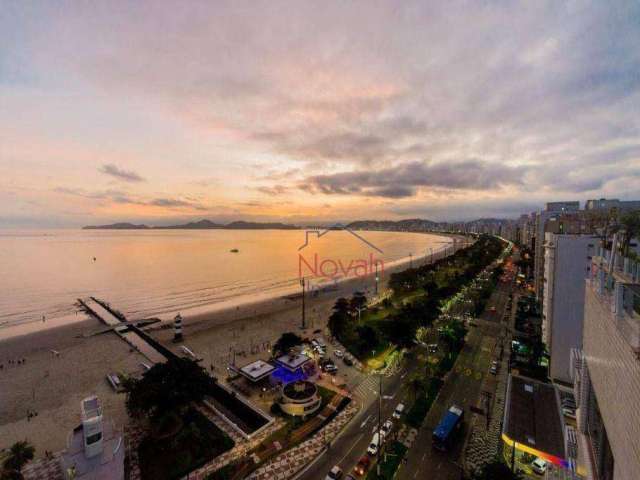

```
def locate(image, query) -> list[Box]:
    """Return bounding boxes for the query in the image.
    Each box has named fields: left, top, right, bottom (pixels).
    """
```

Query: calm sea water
left=0, top=229, right=450, bottom=336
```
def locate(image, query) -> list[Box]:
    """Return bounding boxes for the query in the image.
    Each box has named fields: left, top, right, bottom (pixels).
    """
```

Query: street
left=299, top=254, right=515, bottom=480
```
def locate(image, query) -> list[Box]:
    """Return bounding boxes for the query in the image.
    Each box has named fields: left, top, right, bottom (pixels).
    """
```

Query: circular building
left=279, top=380, right=321, bottom=417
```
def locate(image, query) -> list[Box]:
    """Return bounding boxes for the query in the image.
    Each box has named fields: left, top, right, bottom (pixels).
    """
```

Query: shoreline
left=0, top=233, right=465, bottom=455
left=0, top=231, right=460, bottom=342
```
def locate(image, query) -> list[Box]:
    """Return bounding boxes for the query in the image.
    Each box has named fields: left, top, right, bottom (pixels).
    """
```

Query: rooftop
left=236, top=359, right=276, bottom=382
left=503, top=375, right=565, bottom=460
left=275, top=353, right=311, bottom=372
left=60, top=421, right=124, bottom=480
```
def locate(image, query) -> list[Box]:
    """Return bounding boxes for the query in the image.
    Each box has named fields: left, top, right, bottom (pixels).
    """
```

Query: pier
left=78, top=297, right=167, bottom=364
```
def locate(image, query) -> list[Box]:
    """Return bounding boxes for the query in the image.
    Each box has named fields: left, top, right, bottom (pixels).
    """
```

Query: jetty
left=78, top=297, right=167, bottom=364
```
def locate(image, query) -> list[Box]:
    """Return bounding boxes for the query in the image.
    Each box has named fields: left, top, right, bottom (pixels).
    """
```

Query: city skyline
left=2, top=1, right=640, bottom=228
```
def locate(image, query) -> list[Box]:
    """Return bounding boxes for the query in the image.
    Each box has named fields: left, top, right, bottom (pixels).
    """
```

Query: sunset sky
left=2, top=1, right=640, bottom=227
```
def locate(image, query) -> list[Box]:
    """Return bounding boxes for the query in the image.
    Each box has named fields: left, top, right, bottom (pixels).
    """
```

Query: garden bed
left=138, top=408, right=234, bottom=480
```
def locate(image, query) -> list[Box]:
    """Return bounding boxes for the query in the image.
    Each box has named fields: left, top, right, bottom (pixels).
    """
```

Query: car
left=367, top=433, right=380, bottom=456
left=392, top=403, right=405, bottom=419
left=531, top=458, right=547, bottom=475
left=562, top=407, right=576, bottom=419
left=345, top=475, right=357, bottom=480
left=326, top=465, right=343, bottom=479
left=380, top=419, right=393, bottom=437
left=311, top=339, right=320, bottom=348
left=489, top=361, right=499, bottom=375
left=334, top=349, right=344, bottom=358
left=343, top=356, right=354, bottom=366
left=353, top=456, right=370, bottom=476
left=324, top=364, right=338, bottom=374
left=427, top=344, right=438, bottom=353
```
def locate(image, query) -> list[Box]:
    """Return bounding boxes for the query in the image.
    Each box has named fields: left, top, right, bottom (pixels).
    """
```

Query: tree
left=621, top=210, right=640, bottom=256
left=349, top=291, right=367, bottom=314
left=124, top=357, right=216, bottom=421
left=471, top=459, right=522, bottom=480
left=1, top=441, right=35, bottom=480
left=272, top=332, right=303, bottom=357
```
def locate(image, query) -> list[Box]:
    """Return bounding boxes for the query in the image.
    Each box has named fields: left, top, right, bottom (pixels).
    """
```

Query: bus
left=432, top=405, right=464, bottom=451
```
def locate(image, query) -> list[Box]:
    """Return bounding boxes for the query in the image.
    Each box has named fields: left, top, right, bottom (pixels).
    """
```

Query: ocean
left=0, top=229, right=450, bottom=337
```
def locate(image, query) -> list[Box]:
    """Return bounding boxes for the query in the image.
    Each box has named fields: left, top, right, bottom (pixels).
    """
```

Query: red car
left=354, top=456, right=370, bottom=476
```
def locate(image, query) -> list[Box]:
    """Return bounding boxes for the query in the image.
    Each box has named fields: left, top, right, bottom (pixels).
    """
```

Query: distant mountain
left=156, top=219, right=223, bottom=229
left=82, top=219, right=299, bottom=230
left=83, top=222, right=149, bottom=230
left=347, top=218, right=439, bottom=232
left=225, top=221, right=298, bottom=230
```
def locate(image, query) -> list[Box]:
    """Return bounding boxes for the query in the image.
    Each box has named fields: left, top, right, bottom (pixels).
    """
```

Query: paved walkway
left=246, top=401, right=359, bottom=480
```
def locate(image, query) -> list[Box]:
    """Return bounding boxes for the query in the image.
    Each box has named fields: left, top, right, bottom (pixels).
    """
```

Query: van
left=367, top=433, right=380, bottom=456
left=392, top=403, right=405, bottom=419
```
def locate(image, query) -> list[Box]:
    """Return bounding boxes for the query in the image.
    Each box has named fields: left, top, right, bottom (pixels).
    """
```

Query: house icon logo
left=298, top=223, right=383, bottom=253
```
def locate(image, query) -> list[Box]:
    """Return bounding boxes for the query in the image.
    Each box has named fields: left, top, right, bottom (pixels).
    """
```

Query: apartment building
left=571, top=245, right=640, bottom=480
left=585, top=198, right=640, bottom=212
left=543, top=233, right=597, bottom=384
left=534, top=202, right=580, bottom=299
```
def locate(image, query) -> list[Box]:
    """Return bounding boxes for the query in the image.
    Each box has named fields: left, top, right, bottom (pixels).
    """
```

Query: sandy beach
left=0, top=234, right=462, bottom=457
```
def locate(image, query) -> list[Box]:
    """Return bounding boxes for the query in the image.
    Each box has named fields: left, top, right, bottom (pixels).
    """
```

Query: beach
left=0, top=234, right=462, bottom=456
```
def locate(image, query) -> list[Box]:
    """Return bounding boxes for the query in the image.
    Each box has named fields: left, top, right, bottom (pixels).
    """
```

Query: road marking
left=337, top=433, right=363, bottom=464
left=360, top=414, right=372, bottom=429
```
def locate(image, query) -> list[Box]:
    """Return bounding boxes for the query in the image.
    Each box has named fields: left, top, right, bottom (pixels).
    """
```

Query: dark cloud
left=99, top=164, right=145, bottom=183
left=301, top=160, right=527, bottom=198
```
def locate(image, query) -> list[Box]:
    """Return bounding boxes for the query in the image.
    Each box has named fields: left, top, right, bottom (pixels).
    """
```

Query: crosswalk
left=353, top=375, right=381, bottom=399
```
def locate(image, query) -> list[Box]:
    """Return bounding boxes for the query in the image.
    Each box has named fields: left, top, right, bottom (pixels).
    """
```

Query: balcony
left=589, top=251, right=640, bottom=360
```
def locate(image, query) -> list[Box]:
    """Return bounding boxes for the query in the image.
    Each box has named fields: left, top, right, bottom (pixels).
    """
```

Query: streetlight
left=300, top=277, right=306, bottom=330
left=374, top=262, right=379, bottom=296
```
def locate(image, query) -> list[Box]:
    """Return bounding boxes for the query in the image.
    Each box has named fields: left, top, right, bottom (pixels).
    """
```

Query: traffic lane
left=399, top=327, right=493, bottom=479
left=299, top=364, right=419, bottom=479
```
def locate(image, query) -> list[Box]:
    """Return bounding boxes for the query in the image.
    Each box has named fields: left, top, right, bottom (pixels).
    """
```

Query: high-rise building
left=534, top=202, right=580, bottom=299
left=543, top=233, right=597, bottom=384
left=585, top=198, right=640, bottom=212
left=571, top=242, right=640, bottom=480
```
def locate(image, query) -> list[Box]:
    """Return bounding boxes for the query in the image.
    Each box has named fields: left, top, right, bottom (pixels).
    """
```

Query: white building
left=534, top=202, right=580, bottom=299
left=571, top=245, right=640, bottom=480
left=543, top=233, right=596, bottom=383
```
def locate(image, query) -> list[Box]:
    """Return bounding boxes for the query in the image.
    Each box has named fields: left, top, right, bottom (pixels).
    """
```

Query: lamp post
left=300, top=277, right=306, bottom=330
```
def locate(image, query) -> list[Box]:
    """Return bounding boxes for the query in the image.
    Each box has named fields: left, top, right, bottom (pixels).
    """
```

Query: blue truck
left=432, top=405, right=464, bottom=451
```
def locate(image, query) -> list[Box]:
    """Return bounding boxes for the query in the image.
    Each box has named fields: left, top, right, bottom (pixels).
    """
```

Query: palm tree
left=2, top=441, right=35, bottom=480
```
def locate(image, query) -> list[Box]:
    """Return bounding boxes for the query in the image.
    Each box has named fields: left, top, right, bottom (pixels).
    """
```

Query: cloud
left=99, top=164, right=145, bottom=183
left=301, top=160, right=527, bottom=198
left=54, top=187, right=206, bottom=210
left=255, top=185, right=290, bottom=196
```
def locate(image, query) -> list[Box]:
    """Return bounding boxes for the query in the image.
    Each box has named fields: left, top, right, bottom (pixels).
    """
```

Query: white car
left=380, top=419, right=393, bottom=437
left=392, top=403, right=405, bottom=419
left=334, top=349, right=344, bottom=358
left=325, top=465, right=343, bottom=480
left=367, top=433, right=380, bottom=456
left=531, top=458, right=547, bottom=475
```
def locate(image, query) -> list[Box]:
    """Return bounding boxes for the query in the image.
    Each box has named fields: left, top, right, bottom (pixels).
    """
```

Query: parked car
left=489, top=360, right=499, bottom=375
left=428, top=344, right=438, bottom=353
left=326, top=466, right=343, bottom=480
left=367, top=433, right=380, bottom=456
left=392, top=403, right=405, bottom=419
left=334, top=349, right=344, bottom=358
left=324, top=364, right=338, bottom=374
left=343, top=356, right=354, bottom=366
left=354, top=456, right=370, bottom=476
left=531, top=458, right=547, bottom=475
left=380, top=419, right=393, bottom=437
